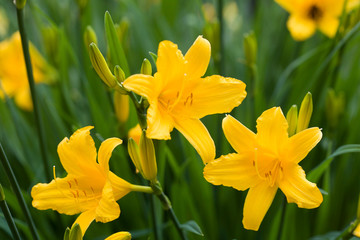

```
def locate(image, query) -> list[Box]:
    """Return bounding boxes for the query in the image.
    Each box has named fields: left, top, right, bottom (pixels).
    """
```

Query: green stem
left=0, top=184, right=21, bottom=240
left=150, top=195, right=162, bottom=240
left=335, top=218, right=359, bottom=240
left=16, top=6, right=51, bottom=181
left=130, top=184, right=154, bottom=194
left=0, top=143, right=40, bottom=240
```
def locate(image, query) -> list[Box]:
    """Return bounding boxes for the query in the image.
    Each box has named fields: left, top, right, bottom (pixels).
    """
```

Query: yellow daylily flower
left=123, top=36, right=247, bottom=163
left=204, top=107, right=323, bottom=230
left=0, top=31, right=55, bottom=110
left=105, top=231, right=131, bottom=240
left=31, top=126, right=134, bottom=236
left=275, top=0, right=360, bottom=41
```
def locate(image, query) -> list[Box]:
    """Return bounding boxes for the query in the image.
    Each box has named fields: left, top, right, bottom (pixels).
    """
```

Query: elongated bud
left=105, top=231, right=131, bottom=240
left=64, top=227, right=70, bottom=240
left=75, top=0, right=88, bottom=10
left=325, top=89, right=344, bottom=129
left=114, top=65, right=125, bottom=83
left=128, top=138, right=143, bottom=175
left=114, top=91, right=129, bottom=124
left=141, top=58, right=152, bottom=75
left=14, top=0, right=26, bottom=9
left=297, top=92, right=313, bottom=133
left=84, top=26, right=97, bottom=49
left=286, top=105, right=298, bottom=137
left=89, top=43, right=117, bottom=88
left=69, top=224, right=82, bottom=240
left=139, top=131, right=157, bottom=181
left=243, top=31, right=257, bottom=66
left=0, top=184, right=5, bottom=201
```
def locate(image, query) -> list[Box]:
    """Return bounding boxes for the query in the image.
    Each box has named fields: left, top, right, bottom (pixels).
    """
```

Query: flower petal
left=353, top=224, right=360, bottom=238
left=184, top=36, right=211, bottom=79
left=123, top=74, right=156, bottom=99
left=285, top=127, right=322, bottom=164
left=95, top=180, right=121, bottom=223
left=256, top=107, right=288, bottom=155
left=287, top=14, right=316, bottom=41
left=203, top=153, right=260, bottom=191
left=179, top=76, right=247, bottom=119
left=57, top=126, right=99, bottom=176
left=275, top=0, right=299, bottom=13
left=73, top=209, right=96, bottom=236
left=98, top=137, right=123, bottom=174
left=146, top=100, right=174, bottom=140
left=317, top=15, right=339, bottom=38
left=108, top=172, right=132, bottom=200
left=173, top=118, right=215, bottom=164
left=105, top=231, right=132, bottom=240
left=243, top=182, right=278, bottom=231
left=14, top=88, right=33, bottom=111
left=279, top=163, right=323, bottom=208
left=222, top=115, right=256, bottom=153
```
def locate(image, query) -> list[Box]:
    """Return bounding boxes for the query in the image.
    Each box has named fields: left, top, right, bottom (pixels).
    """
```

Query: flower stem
left=15, top=6, right=51, bottom=181
left=0, top=143, right=40, bottom=240
left=0, top=184, right=21, bottom=240
left=335, top=218, right=359, bottom=240
left=131, top=184, right=154, bottom=194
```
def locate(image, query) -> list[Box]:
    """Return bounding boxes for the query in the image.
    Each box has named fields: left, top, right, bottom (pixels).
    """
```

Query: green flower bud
left=141, top=58, right=152, bottom=76
left=84, top=26, right=97, bottom=49
left=325, top=89, right=344, bottom=129
left=15, top=0, right=26, bottom=9
left=243, top=31, right=257, bottom=66
left=128, top=138, right=143, bottom=176
left=89, top=43, right=117, bottom=88
left=63, top=227, right=70, bottom=240
left=69, top=224, right=82, bottom=240
left=286, top=105, right=298, bottom=137
left=297, top=92, right=313, bottom=133
left=139, top=131, right=157, bottom=181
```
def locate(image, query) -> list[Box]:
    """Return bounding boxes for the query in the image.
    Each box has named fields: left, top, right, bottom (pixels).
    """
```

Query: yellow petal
left=203, top=153, right=260, bottom=191
left=353, top=224, right=360, bottom=238
left=275, top=0, right=300, bottom=13
left=222, top=115, right=256, bottom=154
left=184, top=36, right=211, bottom=79
left=146, top=101, right=174, bottom=140
left=98, top=137, right=123, bottom=174
left=243, top=182, right=278, bottom=231
left=123, top=74, right=156, bottom=99
left=256, top=107, right=288, bottom=155
left=279, top=163, right=323, bottom=208
left=105, top=231, right=132, bottom=240
left=287, top=14, right=316, bottom=41
left=156, top=40, right=185, bottom=89
left=179, top=76, right=246, bottom=119
left=73, top=209, right=96, bottom=236
left=14, top=88, right=33, bottom=111
left=31, top=174, right=105, bottom=215
left=285, top=127, right=322, bottom=164
left=57, top=126, right=99, bottom=176
left=108, top=172, right=132, bottom=200
left=317, top=15, right=339, bottom=38
left=95, top=180, right=120, bottom=223
left=173, top=118, right=215, bottom=164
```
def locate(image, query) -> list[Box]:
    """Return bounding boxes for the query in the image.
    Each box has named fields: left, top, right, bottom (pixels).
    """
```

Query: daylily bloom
left=275, top=0, right=360, bottom=41
left=123, top=36, right=247, bottom=163
left=105, top=231, right=131, bottom=240
left=0, top=31, right=55, bottom=110
left=204, top=107, right=323, bottom=230
left=32, top=126, right=135, bottom=236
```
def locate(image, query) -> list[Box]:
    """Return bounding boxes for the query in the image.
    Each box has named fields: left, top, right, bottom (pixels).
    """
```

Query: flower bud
left=325, top=89, right=344, bottom=129
left=297, top=92, right=313, bottom=133
left=64, top=227, right=71, bottom=240
left=286, top=105, right=298, bottom=137
left=128, top=138, right=143, bottom=175
left=243, top=31, right=257, bottom=66
left=141, top=58, right=152, bottom=75
left=114, top=91, right=129, bottom=124
left=14, top=0, right=26, bottom=9
left=128, top=124, right=142, bottom=145
left=89, top=43, right=117, bottom=88
left=0, top=184, right=5, bottom=201
left=139, top=131, right=157, bottom=181
left=84, top=26, right=97, bottom=49
left=69, top=223, right=82, bottom=240
left=105, top=231, right=131, bottom=240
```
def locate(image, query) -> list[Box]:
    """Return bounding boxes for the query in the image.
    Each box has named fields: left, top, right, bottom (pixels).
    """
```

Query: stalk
left=0, top=184, right=21, bottom=240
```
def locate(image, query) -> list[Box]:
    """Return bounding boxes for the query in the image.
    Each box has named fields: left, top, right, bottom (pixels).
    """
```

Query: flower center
left=308, top=5, right=322, bottom=21
left=253, top=148, right=283, bottom=187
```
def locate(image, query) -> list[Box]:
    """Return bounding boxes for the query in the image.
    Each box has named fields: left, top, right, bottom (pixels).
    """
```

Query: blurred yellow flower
left=276, top=0, right=360, bottom=40
left=0, top=31, right=54, bottom=110
left=31, top=126, right=134, bottom=236
left=204, top=107, right=323, bottom=230
left=354, top=224, right=360, bottom=237
left=105, top=231, right=131, bottom=240
left=123, top=36, right=247, bottom=163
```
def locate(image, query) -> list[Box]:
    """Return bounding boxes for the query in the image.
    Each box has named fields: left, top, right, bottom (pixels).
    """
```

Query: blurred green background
left=0, top=0, right=360, bottom=239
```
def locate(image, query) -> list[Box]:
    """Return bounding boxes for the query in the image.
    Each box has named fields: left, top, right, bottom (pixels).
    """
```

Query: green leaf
left=308, top=144, right=360, bottom=182
left=104, top=11, right=130, bottom=76
left=181, top=220, right=204, bottom=236
left=149, top=51, right=158, bottom=66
